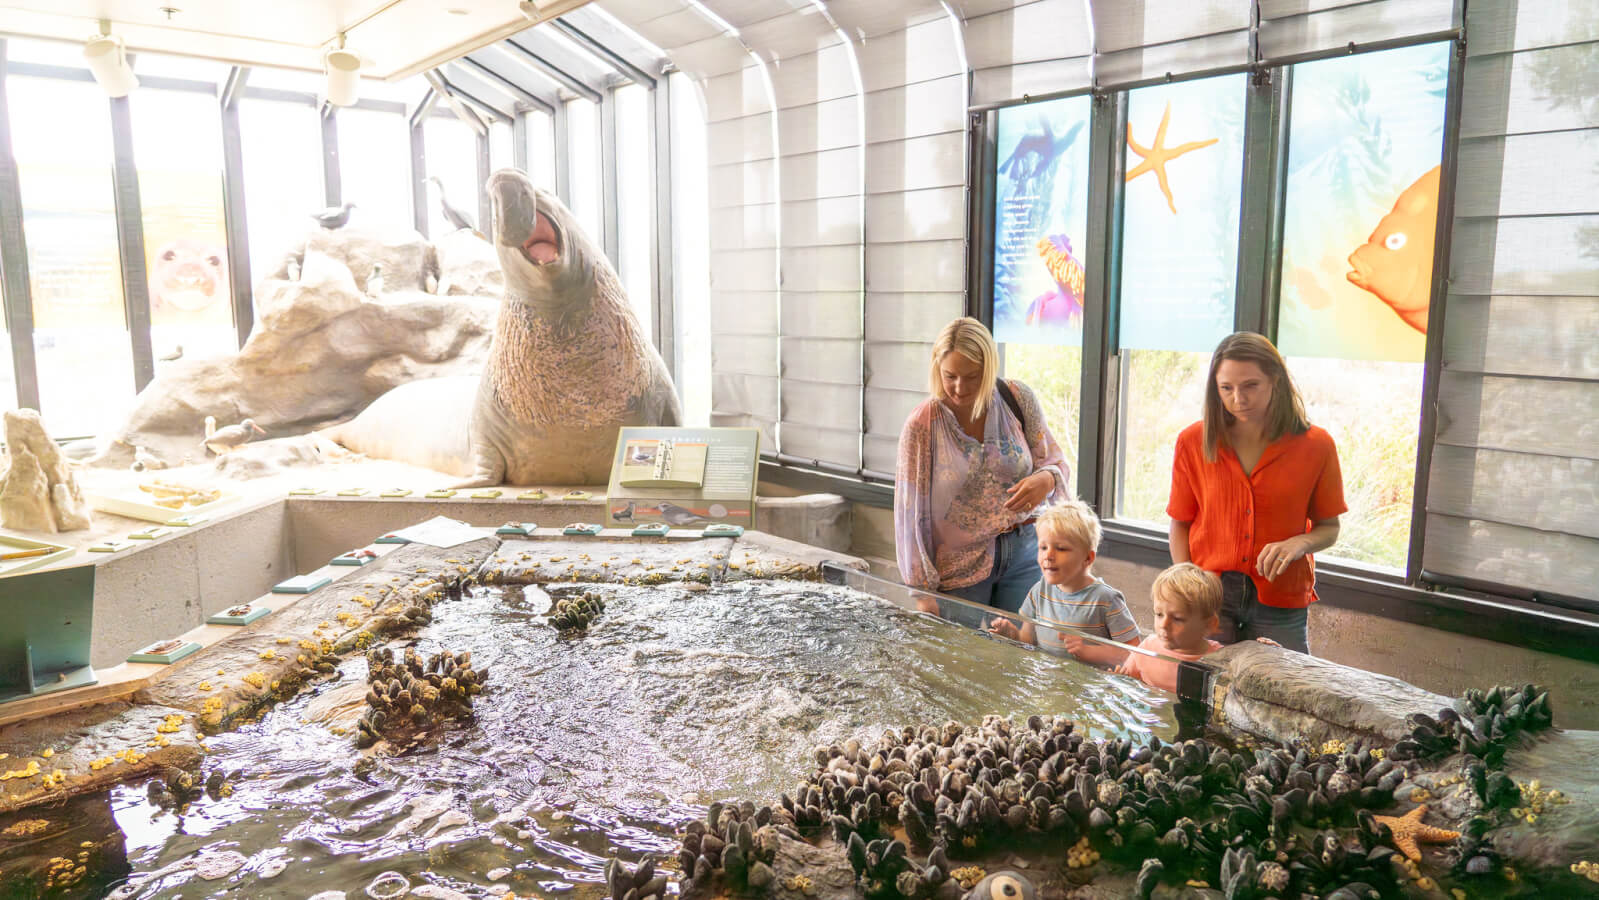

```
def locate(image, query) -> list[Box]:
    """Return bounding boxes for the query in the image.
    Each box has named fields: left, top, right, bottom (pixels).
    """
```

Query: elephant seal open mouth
left=322, top=168, right=681, bottom=486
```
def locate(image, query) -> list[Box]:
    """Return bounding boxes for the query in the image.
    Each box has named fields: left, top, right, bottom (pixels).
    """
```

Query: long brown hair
left=1202, top=332, right=1309, bottom=461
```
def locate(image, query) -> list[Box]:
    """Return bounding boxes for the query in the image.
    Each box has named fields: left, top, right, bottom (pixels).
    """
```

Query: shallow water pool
left=7, top=579, right=1176, bottom=898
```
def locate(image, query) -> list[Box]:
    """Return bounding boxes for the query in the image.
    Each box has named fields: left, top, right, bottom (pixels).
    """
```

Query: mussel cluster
left=677, top=800, right=784, bottom=896
left=145, top=767, right=203, bottom=810
left=605, top=856, right=669, bottom=900
left=549, top=591, right=606, bottom=631
left=355, top=646, right=488, bottom=748
left=766, top=714, right=1424, bottom=898
left=1390, top=683, right=1551, bottom=767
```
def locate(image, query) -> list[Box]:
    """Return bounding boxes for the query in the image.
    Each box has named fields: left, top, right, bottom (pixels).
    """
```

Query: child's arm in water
left=987, top=616, right=1037, bottom=645
left=1058, top=631, right=1132, bottom=667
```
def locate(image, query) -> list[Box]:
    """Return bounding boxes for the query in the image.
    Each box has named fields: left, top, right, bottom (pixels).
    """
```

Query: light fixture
left=83, top=20, right=138, bottom=98
left=324, top=34, right=361, bottom=107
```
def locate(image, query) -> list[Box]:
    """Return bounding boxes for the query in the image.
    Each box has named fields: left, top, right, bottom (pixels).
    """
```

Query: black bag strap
left=995, top=379, right=1026, bottom=430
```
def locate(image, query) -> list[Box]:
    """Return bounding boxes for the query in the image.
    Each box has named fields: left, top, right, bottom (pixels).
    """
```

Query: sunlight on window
left=339, top=107, right=412, bottom=234
left=1002, top=344, right=1081, bottom=499
left=1116, top=350, right=1212, bottom=525
left=130, top=89, right=236, bottom=373
left=615, top=83, right=654, bottom=331
left=671, top=73, right=711, bottom=426
left=566, top=99, right=603, bottom=242
left=526, top=110, right=557, bottom=194
left=239, top=99, right=322, bottom=286
left=8, top=76, right=132, bottom=436
left=424, top=114, right=480, bottom=238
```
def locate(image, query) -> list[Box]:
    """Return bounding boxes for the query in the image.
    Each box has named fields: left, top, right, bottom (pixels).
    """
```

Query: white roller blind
left=1258, top=0, right=1458, bottom=61
left=1423, top=0, right=1599, bottom=605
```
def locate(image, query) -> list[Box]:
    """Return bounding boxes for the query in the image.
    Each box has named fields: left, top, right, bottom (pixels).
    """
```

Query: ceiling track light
left=324, top=32, right=362, bottom=107
left=83, top=19, right=139, bottom=98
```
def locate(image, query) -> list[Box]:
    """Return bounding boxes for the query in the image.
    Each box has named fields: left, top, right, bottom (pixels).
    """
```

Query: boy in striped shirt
left=988, top=499, right=1140, bottom=667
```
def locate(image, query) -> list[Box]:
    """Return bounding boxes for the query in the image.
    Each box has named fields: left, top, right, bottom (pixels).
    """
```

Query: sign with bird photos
left=604, top=427, right=761, bottom=531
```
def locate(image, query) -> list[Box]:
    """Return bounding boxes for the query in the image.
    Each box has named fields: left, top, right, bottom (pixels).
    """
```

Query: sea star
left=1124, top=100, right=1219, bottom=214
left=1373, top=804, right=1461, bottom=861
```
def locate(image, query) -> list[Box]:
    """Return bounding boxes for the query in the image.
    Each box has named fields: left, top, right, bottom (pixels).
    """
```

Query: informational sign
left=991, top=94, right=1092, bottom=346
left=604, top=427, right=761, bottom=529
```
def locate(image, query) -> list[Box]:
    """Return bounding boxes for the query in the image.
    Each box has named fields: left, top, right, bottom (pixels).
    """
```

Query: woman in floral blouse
left=894, top=317, right=1070, bottom=613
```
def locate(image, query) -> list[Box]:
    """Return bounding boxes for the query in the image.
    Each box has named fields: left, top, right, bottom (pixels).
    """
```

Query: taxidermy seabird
left=203, top=416, right=265, bottom=455
left=312, top=202, right=357, bottom=230
left=427, top=176, right=481, bottom=235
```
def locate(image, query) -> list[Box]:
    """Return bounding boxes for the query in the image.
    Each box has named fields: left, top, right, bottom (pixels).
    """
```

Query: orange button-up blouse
left=1167, top=422, right=1347, bottom=609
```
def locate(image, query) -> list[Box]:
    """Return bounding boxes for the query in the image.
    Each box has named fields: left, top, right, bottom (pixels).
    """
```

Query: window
left=615, top=83, right=654, bottom=329
left=423, top=114, right=480, bottom=237
left=565, top=99, right=603, bottom=243
left=339, top=107, right=412, bottom=235
left=130, top=89, right=236, bottom=372
left=526, top=110, right=557, bottom=194
left=991, top=94, right=1093, bottom=497
left=490, top=119, right=514, bottom=174
left=1278, top=42, right=1450, bottom=570
left=671, top=72, right=711, bottom=426
left=1114, top=74, right=1247, bottom=525
left=239, top=99, right=322, bottom=286
left=8, top=76, right=130, bottom=437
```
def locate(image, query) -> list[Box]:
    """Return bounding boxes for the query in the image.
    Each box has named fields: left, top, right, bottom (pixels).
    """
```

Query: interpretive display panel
left=605, top=427, right=760, bottom=529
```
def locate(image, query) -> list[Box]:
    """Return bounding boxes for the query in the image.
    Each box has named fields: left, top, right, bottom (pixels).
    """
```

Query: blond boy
left=988, top=499, right=1140, bottom=666
left=1117, top=562, right=1226, bottom=692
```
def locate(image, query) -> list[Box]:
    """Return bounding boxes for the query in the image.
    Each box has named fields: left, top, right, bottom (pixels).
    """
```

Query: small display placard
left=605, top=427, right=760, bottom=531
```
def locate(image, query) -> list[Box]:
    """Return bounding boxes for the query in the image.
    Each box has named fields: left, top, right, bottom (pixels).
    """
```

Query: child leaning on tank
left=1115, top=562, right=1281, bottom=693
left=986, top=498, right=1141, bottom=668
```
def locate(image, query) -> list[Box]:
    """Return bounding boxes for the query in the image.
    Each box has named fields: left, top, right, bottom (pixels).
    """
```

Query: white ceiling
left=0, top=0, right=593, bottom=81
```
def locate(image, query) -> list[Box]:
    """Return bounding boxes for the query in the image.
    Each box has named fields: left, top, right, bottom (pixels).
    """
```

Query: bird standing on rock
left=312, top=202, right=356, bottom=230
left=203, top=417, right=265, bottom=455
left=427, top=177, right=483, bottom=236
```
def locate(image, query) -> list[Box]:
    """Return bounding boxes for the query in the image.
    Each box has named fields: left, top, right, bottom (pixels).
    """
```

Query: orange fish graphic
left=1026, top=234, right=1085, bottom=327
left=1346, top=165, right=1440, bottom=334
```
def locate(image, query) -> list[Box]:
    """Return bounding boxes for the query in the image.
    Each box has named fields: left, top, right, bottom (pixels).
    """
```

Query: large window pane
left=424, top=114, right=479, bottom=236
left=615, top=84, right=653, bottom=330
left=239, top=100, right=322, bottom=286
left=527, top=110, right=557, bottom=194
left=1280, top=42, right=1449, bottom=361
left=1114, top=74, right=1246, bottom=525
left=992, top=94, right=1092, bottom=495
left=566, top=99, right=603, bottom=243
left=671, top=73, right=711, bottom=426
left=1278, top=43, right=1450, bottom=571
left=490, top=120, right=513, bottom=174
left=130, top=89, right=236, bottom=373
left=9, top=76, right=131, bottom=436
left=339, top=107, right=412, bottom=235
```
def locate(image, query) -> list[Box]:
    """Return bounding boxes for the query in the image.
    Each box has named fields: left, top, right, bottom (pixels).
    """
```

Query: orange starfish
left=1124, top=100, right=1218, bottom=214
left=1373, top=804, right=1461, bottom=861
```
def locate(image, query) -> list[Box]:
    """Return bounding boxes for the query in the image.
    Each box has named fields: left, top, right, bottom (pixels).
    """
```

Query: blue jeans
left=1215, top=571, right=1311, bottom=654
left=947, top=523, right=1041, bottom=614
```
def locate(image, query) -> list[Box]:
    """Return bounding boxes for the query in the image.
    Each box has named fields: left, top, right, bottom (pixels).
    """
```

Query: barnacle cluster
left=355, top=647, right=488, bottom=748
left=549, top=590, right=606, bottom=631
left=603, top=856, right=669, bottom=900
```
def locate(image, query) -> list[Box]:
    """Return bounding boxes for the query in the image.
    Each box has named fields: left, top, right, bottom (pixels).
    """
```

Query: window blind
left=1423, top=0, right=1599, bottom=605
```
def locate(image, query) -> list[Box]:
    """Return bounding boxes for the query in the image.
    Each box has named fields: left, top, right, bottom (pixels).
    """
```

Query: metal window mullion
left=652, top=79, right=676, bottom=382
left=1078, top=90, right=1127, bottom=513
left=108, top=94, right=155, bottom=392
left=321, top=104, right=341, bottom=207
left=476, top=129, right=492, bottom=235
left=1407, top=31, right=1469, bottom=585
left=966, top=108, right=997, bottom=325
left=220, top=66, right=254, bottom=348
left=553, top=101, right=571, bottom=206
left=1234, top=66, right=1288, bottom=336
left=409, top=88, right=437, bottom=236
left=0, top=39, right=40, bottom=410
left=512, top=110, right=529, bottom=171
left=600, top=89, right=619, bottom=266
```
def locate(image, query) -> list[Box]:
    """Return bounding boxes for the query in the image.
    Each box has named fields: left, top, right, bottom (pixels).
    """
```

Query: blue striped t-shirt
left=1019, top=578, right=1141, bottom=647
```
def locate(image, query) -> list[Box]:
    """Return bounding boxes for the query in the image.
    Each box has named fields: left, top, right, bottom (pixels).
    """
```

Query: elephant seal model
left=322, top=169, right=679, bottom=485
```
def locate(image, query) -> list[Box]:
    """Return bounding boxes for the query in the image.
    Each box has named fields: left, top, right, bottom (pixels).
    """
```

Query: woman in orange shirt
left=1166, top=332, right=1346, bottom=654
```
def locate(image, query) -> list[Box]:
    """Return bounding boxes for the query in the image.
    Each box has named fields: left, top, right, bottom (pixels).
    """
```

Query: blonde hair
left=1152, top=563, right=1222, bottom=620
left=1202, top=332, right=1310, bottom=462
left=928, top=317, right=999, bottom=420
left=1035, top=498, right=1101, bottom=554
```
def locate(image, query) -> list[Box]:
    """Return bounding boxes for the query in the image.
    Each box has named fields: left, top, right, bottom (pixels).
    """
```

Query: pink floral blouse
left=894, top=379, right=1069, bottom=592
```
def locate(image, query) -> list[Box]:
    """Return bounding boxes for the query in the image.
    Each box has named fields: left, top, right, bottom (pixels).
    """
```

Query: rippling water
left=23, top=580, right=1178, bottom=898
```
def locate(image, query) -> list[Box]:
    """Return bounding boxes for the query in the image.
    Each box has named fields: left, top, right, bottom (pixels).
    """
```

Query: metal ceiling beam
left=457, top=55, right=556, bottom=115
left=424, top=69, right=489, bottom=135
left=502, top=37, right=604, bottom=104
left=408, top=87, right=439, bottom=128
left=220, top=65, right=250, bottom=108
left=549, top=18, right=655, bottom=87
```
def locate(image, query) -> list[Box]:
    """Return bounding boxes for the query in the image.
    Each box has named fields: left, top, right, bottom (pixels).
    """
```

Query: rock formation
left=87, top=226, right=501, bottom=470
left=1, top=408, right=93, bottom=532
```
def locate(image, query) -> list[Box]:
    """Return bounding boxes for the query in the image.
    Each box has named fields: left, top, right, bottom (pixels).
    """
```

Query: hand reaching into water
left=988, top=617, right=1023, bottom=641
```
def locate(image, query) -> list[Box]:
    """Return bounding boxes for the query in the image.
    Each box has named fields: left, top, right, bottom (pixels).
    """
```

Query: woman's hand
left=1004, top=471, right=1054, bottom=511
left=1256, top=535, right=1310, bottom=581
